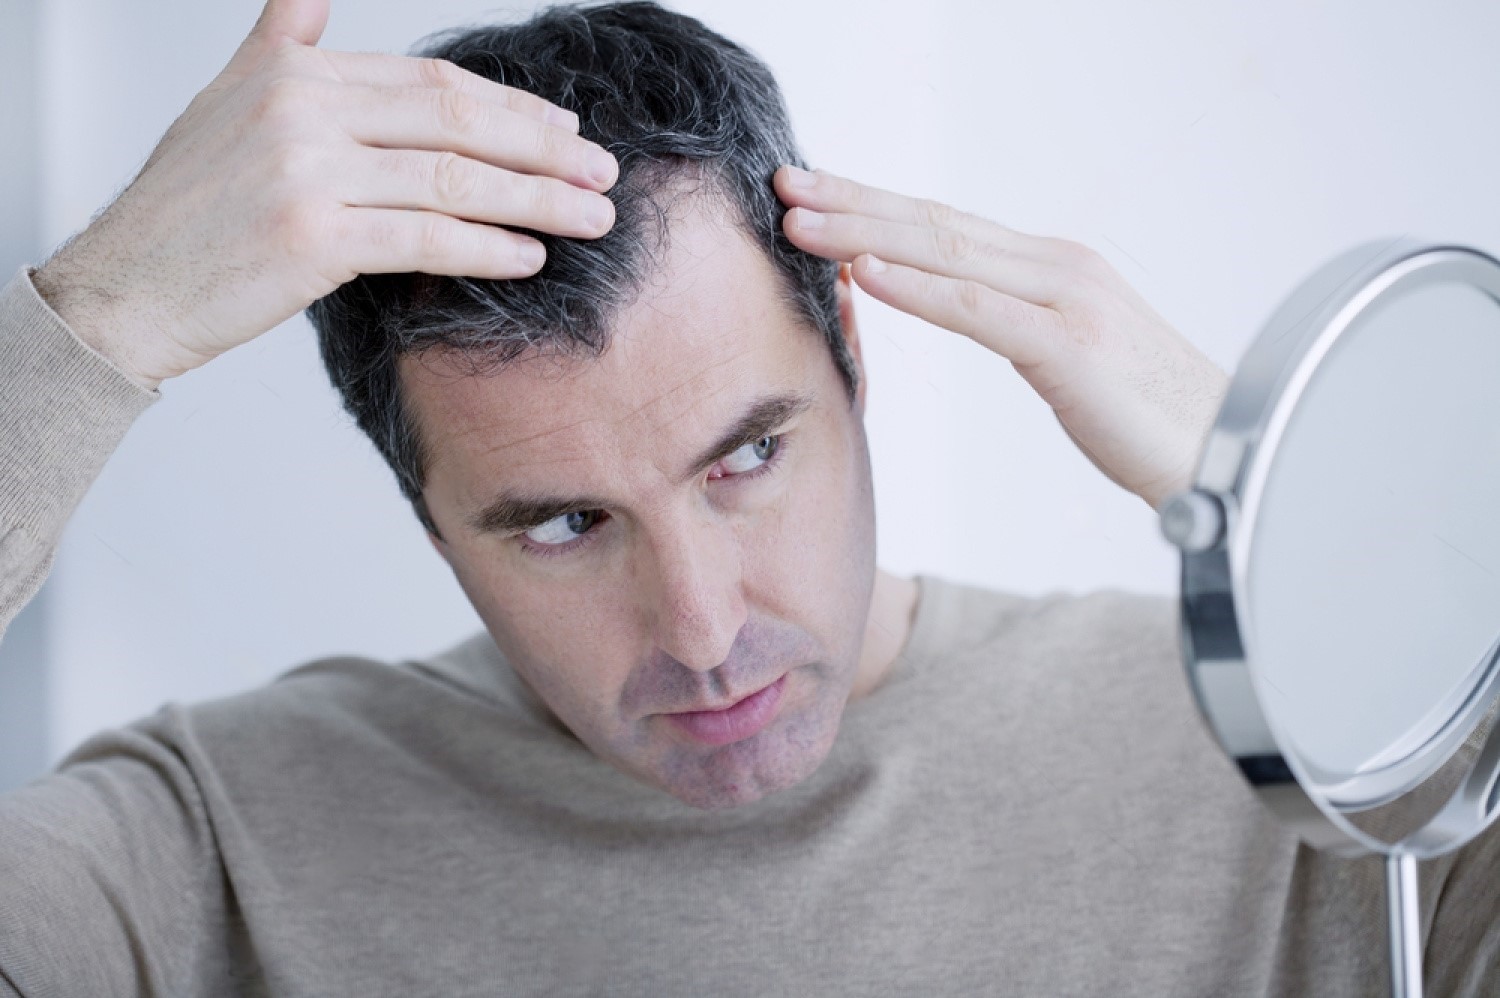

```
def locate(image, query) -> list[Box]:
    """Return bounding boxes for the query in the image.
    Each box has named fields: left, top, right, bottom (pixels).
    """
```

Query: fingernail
left=584, top=195, right=613, bottom=232
left=865, top=255, right=886, bottom=273
left=588, top=149, right=617, bottom=187
left=520, top=242, right=545, bottom=270
left=549, top=107, right=580, bottom=131
left=784, top=166, right=817, bottom=188
left=794, top=207, right=824, bottom=229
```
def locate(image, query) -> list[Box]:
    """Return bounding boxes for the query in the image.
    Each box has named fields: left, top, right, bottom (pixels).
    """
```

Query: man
left=0, top=1, right=1494, bottom=995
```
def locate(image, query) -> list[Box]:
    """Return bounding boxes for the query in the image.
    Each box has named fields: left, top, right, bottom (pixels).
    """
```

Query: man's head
left=306, top=0, right=880, bottom=810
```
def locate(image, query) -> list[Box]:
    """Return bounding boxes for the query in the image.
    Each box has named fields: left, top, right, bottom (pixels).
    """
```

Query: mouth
left=673, top=676, right=780, bottom=714
left=662, top=674, right=789, bottom=747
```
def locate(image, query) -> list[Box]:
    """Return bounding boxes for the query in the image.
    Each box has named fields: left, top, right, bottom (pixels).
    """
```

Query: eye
left=516, top=433, right=789, bottom=560
left=717, top=435, right=780, bottom=476
left=523, top=508, right=605, bottom=547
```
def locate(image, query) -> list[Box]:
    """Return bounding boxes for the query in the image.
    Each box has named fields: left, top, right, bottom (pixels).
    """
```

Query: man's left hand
left=774, top=165, right=1231, bottom=512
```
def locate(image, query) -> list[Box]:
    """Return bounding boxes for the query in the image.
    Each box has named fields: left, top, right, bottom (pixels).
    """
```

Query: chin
left=666, top=753, right=827, bottom=811
left=656, top=688, right=848, bottom=811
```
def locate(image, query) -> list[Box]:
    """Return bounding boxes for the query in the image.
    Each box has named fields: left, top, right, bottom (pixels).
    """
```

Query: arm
left=0, top=267, right=157, bottom=639
left=0, top=711, right=229, bottom=996
left=0, top=290, right=220, bottom=990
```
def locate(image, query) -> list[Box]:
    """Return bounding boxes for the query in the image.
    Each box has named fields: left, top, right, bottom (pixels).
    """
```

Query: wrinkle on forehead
left=403, top=186, right=813, bottom=501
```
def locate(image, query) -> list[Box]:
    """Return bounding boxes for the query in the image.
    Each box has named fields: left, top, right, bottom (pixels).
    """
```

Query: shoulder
left=916, top=573, right=1178, bottom=667
left=914, top=575, right=1213, bottom=760
left=124, top=630, right=534, bottom=775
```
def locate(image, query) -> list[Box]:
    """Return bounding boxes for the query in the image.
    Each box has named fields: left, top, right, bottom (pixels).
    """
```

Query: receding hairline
left=393, top=176, right=823, bottom=501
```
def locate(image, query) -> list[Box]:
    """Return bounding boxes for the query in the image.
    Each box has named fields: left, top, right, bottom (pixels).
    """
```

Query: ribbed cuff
left=0, top=264, right=159, bottom=541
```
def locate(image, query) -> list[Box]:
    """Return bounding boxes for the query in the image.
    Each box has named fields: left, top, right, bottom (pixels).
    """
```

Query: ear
left=835, top=262, right=866, bottom=416
left=423, top=513, right=453, bottom=566
left=428, top=527, right=457, bottom=564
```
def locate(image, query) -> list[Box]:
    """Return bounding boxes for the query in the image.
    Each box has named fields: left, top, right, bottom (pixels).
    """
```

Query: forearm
left=0, top=265, right=158, bottom=638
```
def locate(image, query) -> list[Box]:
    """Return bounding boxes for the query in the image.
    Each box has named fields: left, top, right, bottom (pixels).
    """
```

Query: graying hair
left=304, top=0, right=855, bottom=537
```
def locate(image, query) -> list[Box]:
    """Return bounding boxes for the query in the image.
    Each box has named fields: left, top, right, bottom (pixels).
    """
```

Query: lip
left=663, top=674, right=788, bottom=747
left=673, top=678, right=778, bottom=714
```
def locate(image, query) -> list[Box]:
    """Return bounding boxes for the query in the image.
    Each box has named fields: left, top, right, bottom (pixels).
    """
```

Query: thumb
left=229, top=0, right=330, bottom=69
left=250, top=0, right=329, bottom=46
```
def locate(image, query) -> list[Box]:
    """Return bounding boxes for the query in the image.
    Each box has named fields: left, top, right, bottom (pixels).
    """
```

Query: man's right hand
left=29, top=0, right=618, bottom=391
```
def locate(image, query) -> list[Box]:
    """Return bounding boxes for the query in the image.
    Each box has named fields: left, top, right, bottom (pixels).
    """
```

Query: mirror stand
left=1386, top=852, right=1422, bottom=998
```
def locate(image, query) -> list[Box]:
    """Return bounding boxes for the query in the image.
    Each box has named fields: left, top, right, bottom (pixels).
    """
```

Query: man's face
left=402, top=193, right=876, bottom=811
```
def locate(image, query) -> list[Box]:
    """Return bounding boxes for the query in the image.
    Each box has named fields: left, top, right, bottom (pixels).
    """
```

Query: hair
left=305, top=0, right=855, bottom=538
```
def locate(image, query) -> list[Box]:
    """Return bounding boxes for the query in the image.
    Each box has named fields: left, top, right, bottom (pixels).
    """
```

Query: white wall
left=12, top=0, right=1500, bottom=772
left=0, top=0, right=48, bottom=792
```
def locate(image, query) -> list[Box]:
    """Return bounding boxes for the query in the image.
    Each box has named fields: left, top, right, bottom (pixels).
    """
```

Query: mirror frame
left=1161, top=238, right=1500, bottom=860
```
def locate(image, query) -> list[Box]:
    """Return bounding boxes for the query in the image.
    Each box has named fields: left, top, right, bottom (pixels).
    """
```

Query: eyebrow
left=467, top=390, right=815, bottom=535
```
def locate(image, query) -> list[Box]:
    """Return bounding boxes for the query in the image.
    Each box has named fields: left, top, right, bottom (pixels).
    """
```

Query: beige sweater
left=0, top=263, right=1496, bottom=997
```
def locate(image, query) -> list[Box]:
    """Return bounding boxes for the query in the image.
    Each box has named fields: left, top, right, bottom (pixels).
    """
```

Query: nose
left=643, top=508, right=747, bottom=673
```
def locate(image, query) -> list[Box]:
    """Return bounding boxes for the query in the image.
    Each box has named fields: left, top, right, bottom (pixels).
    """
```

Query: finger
left=338, top=207, right=549, bottom=279
left=341, top=83, right=617, bottom=192
left=346, top=147, right=614, bottom=238
left=228, top=0, right=329, bottom=72
left=774, top=166, right=1062, bottom=263
left=322, top=50, right=580, bottom=131
left=251, top=0, right=328, bottom=46
left=784, top=207, right=1072, bottom=307
left=850, top=253, right=1060, bottom=370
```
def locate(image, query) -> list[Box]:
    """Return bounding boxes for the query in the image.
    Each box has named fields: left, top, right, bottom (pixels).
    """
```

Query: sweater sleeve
left=0, top=263, right=158, bottom=637
left=0, top=265, right=228, bottom=996
left=0, top=713, right=240, bottom=997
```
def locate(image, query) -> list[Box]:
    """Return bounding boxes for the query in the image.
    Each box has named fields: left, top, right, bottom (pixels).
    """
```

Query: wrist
left=31, top=260, right=168, bottom=392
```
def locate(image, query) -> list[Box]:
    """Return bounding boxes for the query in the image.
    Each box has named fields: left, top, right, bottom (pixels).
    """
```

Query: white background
left=2, top=0, right=1498, bottom=786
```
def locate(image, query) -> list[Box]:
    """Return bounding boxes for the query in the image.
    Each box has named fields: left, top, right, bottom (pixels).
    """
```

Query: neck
left=849, top=568, right=920, bottom=701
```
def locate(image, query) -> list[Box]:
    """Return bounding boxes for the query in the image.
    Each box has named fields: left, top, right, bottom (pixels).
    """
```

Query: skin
left=407, top=191, right=915, bottom=811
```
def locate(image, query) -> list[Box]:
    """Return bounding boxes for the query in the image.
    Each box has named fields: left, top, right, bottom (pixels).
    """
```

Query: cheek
left=448, top=554, right=636, bottom=714
left=741, top=427, right=872, bottom=606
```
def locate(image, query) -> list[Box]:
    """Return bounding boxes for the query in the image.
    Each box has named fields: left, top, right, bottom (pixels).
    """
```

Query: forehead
left=399, top=193, right=830, bottom=506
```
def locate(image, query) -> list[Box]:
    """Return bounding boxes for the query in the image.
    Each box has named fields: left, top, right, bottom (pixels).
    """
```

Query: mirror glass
left=1246, top=280, right=1500, bottom=792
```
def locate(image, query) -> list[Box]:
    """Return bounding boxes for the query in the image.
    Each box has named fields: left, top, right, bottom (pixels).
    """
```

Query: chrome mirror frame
left=1158, top=238, right=1500, bottom=997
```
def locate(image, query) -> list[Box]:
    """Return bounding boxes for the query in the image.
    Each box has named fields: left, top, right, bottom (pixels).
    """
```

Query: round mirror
left=1158, top=239, right=1500, bottom=998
